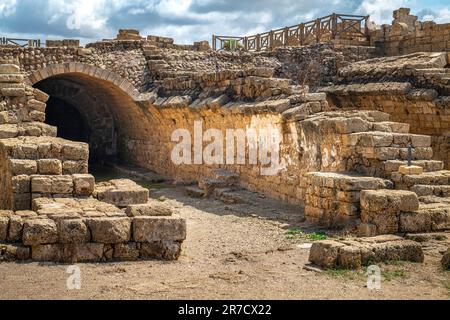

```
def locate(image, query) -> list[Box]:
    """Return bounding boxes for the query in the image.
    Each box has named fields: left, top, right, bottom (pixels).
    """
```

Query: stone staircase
left=413, top=67, right=450, bottom=93
left=185, top=168, right=243, bottom=203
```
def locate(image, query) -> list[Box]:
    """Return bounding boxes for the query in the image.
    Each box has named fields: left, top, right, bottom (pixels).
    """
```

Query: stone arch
left=30, top=63, right=154, bottom=164
left=26, top=63, right=141, bottom=100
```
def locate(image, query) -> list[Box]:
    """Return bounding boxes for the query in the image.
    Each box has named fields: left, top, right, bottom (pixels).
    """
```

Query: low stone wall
left=0, top=198, right=186, bottom=262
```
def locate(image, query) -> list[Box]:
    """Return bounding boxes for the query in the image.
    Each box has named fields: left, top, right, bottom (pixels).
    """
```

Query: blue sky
left=0, top=0, right=449, bottom=45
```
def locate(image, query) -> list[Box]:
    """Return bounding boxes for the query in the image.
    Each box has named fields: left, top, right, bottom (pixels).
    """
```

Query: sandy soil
left=0, top=186, right=449, bottom=300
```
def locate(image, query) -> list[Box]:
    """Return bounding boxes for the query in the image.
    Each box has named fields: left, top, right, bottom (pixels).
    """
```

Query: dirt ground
left=0, top=185, right=449, bottom=300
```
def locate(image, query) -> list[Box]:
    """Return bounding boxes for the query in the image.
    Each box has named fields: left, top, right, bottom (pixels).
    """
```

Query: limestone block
left=357, top=223, right=377, bottom=237
left=360, top=189, right=419, bottom=213
left=62, top=143, right=89, bottom=161
left=133, top=216, right=186, bottom=242
left=86, top=217, right=131, bottom=243
left=361, top=210, right=400, bottom=234
left=72, top=174, right=95, bottom=196
left=13, top=193, right=31, bottom=211
left=399, top=211, right=432, bottom=233
left=29, top=111, right=45, bottom=122
left=0, top=216, right=9, bottom=241
left=0, top=64, right=21, bottom=74
left=12, top=175, right=31, bottom=193
left=57, top=219, right=90, bottom=244
left=7, top=211, right=37, bottom=242
left=10, top=159, right=37, bottom=175
left=338, top=246, right=362, bottom=269
left=27, top=99, right=46, bottom=112
left=31, top=175, right=52, bottom=194
left=309, top=240, right=346, bottom=268
left=125, top=201, right=173, bottom=217
left=33, top=89, right=49, bottom=103
left=0, top=74, right=24, bottom=83
left=37, top=159, right=62, bottom=175
left=51, top=175, right=73, bottom=194
left=31, top=244, right=61, bottom=261
left=0, top=244, right=30, bottom=261
left=0, top=87, right=25, bottom=97
left=22, top=218, right=58, bottom=245
left=442, top=248, right=450, bottom=270
left=140, top=240, right=182, bottom=260
left=309, top=237, right=424, bottom=269
left=113, top=242, right=140, bottom=260
left=398, top=165, right=423, bottom=175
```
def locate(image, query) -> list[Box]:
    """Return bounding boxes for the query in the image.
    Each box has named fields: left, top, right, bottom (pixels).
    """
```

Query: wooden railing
left=213, top=13, right=370, bottom=51
left=1, top=37, right=42, bottom=48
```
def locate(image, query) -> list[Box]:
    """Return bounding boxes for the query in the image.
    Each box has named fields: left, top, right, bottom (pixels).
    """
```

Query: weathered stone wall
left=321, top=82, right=450, bottom=169
left=370, top=8, right=450, bottom=56
left=265, top=44, right=380, bottom=88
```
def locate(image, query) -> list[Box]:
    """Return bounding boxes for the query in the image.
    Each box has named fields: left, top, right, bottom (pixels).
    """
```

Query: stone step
left=347, top=131, right=431, bottom=148
left=392, top=170, right=450, bottom=188
left=209, top=168, right=239, bottom=184
left=184, top=186, right=205, bottom=198
left=371, top=121, right=410, bottom=133
left=198, top=178, right=237, bottom=197
left=0, top=136, right=89, bottom=161
left=410, top=185, right=450, bottom=197
left=356, top=146, right=433, bottom=161
left=0, top=122, right=57, bottom=139
left=383, top=160, right=444, bottom=175
left=93, top=179, right=149, bottom=208
left=399, top=201, right=450, bottom=233
left=415, top=68, right=447, bottom=74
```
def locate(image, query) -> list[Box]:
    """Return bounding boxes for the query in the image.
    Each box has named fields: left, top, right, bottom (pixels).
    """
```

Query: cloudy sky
left=0, top=0, right=449, bottom=45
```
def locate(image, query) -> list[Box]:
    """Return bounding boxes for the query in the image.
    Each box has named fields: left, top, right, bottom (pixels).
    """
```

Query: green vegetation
left=223, top=39, right=242, bottom=51
left=285, top=228, right=327, bottom=241
left=381, top=268, right=408, bottom=281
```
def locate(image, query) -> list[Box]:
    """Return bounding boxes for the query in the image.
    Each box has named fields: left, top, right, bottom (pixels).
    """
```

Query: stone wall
left=370, top=8, right=450, bottom=56
left=320, top=82, right=450, bottom=169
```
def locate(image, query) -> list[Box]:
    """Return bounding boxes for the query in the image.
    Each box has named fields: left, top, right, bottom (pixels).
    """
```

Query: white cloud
left=0, top=0, right=17, bottom=17
left=356, top=0, right=413, bottom=24
left=422, top=7, right=450, bottom=23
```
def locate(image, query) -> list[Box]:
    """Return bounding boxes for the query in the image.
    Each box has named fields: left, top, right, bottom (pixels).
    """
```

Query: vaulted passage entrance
left=32, top=70, right=153, bottom=164
left=45, top=96, right=90, bottom=144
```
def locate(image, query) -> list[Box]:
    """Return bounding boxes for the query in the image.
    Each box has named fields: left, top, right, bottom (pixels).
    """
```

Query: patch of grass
left=382, top=268, right=408, bottom=281
left=325, top=268, right=364, bottom=280
left=285, top=228, right=327, bottom=241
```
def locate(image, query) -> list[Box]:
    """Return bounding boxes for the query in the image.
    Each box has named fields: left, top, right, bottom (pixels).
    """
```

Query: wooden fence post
left=331, top=13, right=337, bottom=39
left=269, top=30, right=274, bottom=50
left=256, top=34, right=261, bottom=52
left=283, top=27, right=289, bottom=46
left=315, top=18, right=321, bottom=43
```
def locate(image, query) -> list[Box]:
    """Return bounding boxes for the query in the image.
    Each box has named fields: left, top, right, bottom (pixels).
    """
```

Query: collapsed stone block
left=94, top=179, right=149, bottom=207
left=113, top=242, right=140, bottom=260
left=85, top=217, right=131, bottom=243
left=133, top=216, right=186, bottom=242
left=7, top=211, right=37, bottom=242
left=22, top=218, right=58, bottom=245
left=125, top=200, right=173, bottom=217
left=0, top=244, right=30, bottom=261
left=360, top=189, right=419, bottom=235
left=57, top=219, right=90, bottom=244
left=72, top=174, right=95, bottom=196
left=309, top=235, right=424, bottom=269
left=37, top=159, right=62, bottom=175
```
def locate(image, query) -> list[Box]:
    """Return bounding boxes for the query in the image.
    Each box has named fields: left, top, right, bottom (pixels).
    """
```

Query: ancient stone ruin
left=0, top=8, right=449, bottom=268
